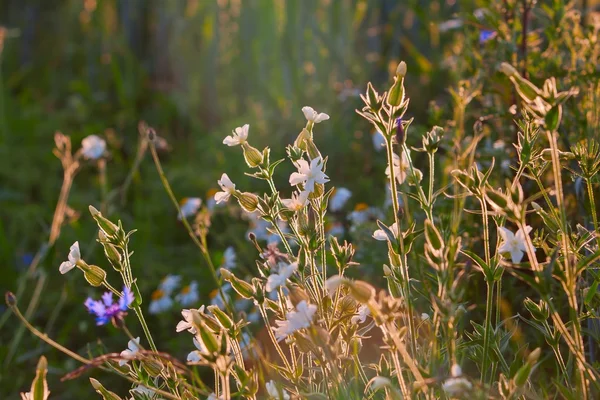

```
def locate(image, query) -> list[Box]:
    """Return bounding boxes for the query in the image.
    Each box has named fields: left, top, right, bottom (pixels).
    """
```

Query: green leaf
left=424, top=219, right=443, bottom=251
left=544, top=105, right=562, bottom=131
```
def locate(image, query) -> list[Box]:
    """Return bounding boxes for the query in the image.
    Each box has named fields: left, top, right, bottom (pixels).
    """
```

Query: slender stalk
left=133, top=306, right=157, bottom=352
left=586, top=180, right=600, bottom=249
left=481, top=280, right=495, bottom=383
left=258, top=306, right=293, bottom=372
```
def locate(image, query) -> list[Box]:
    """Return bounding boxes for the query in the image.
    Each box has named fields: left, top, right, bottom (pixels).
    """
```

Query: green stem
left=133, top=306, right=157, bottom=352
left=586, top=179, right=600, bottom=249
left=481, top=280, right=495, bottom=383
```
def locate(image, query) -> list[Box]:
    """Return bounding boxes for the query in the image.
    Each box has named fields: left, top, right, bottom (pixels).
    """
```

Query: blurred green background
left=0, top=0, right=487, bottom=397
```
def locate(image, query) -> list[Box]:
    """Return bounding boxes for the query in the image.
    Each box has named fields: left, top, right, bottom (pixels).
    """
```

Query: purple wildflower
left=479, top=30, right=496, bottom=44
left=85, top=286, right=134, bottom=326
left=395, top=118, right=404, bottom=145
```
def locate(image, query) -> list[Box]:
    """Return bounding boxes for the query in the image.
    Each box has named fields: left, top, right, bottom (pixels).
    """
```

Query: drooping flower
left=59, top=241, right=81, bottom=274
left=282, top=191, right=309, bottom=212
left=187, top=336, right=205, bottom=363
left=149, top=289, right=173, bottom=315
left=178, top=197, right=202, bottom=220
left=223, top=124, right=249, bottom=146
left=497, top=226, right=533, bottom=263
left=372, top=222, right=399, bottom=241
left=266, top=380, right=290, bottom=400
left=301, top=106, right=330, bottom=124
left=119, top=337, right=140, bottom=366
left=84, top=286, right=134, bottom=326
left=351, top=304, right=371, bottom=324
left=214, top=173, right=236, bottom=204
left=266, top=262, right=298, bottom=292
left=176, top=307, right=205, bottom=334
left=289, top=157, right=329, bottom=193
left=175, top=281, right=199, bottom=306
left=385, top=150, right=422, bottom=185
left=329, top=187, right=352, bottom=212
left=273, top=300, right=317, bottom=341
left=81, top=135, right=106, bottom=160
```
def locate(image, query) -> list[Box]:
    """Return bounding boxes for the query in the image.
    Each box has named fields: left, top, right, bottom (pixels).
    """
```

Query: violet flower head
left=395, top=118, right=405, bottom=145
left=479, top=30, right=496, bottom=44
left=85, top=286, right=134, bottom=326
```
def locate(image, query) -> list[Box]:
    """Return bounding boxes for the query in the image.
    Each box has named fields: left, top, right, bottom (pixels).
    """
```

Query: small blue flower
left=85, top=286, right=134, bottom=326
left=479, top=30, right=496, bottom=44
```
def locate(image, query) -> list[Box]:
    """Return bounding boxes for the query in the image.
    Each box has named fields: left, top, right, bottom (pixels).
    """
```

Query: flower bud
left=396, top=61, right=407, bottom=77
left=89, top=205, right=119, bottom=238
left=499, top=62, right=518, bottom=77
left=387, top=76, right=405, bottom=107
left=83, top=264, right=107, bottom=287
left=237, top=192, right=259, bottom=212
left=370, top=376, right=392, bottom=391
left=207, top=305, right=234, bottom=330
left=141, top=357, right=164, bottom=377
left=242, top=143, right=264, bottom=168
left=294, top=128, right=312, bottom=151
left=221, top=270, right=255, bottom=299
left=348, top=280, right=375, bottom=303
left=5, top=291, right=16, bottom=307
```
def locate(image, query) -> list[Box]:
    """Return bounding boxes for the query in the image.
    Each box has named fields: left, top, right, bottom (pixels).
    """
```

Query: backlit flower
left=176, top=281, right=199, bottom=306
left=497, top=226, right=533, bottom=263
left=385, top=150, right=422, bottom=185
left=289, top=157, right=329, bottom=193
left=176, top=307, right=205, bottom=334
left=301, top=106, right=330, bottom=124
left=81, top=135, right=106, bottom=160
left=84, top=286, right=134, bottom=326
left=329, top=187, right=352, bottom=212
left=59, top=241, right=81, bottom=274
left=215, top=173, right=236, bottom=204
left=266, top=380, right=290, bottom=400
left=266, top=262, right=298, bottom=292
left=372, top=222, right=398, bottom=241
left=223, top=124, right=249, bottom=146
left=273, top=300, right=317, bottom=341
left=119, top=337, right=140, bottom=366
left=178, top=197, right=202, bottom=220
left=282, top=190, right=309, bottom=211
left=187, top=336, right=205, bottom=363
left=351, top=304, right=371, bottom=324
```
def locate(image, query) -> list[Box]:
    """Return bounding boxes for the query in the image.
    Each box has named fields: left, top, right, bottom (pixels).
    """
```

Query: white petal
left=302, top=106, right=315, bottom=121
left=214, top=191, right=230, bottom=204
left=218, top=173, right=234, bottom=190
left=510, top=248, right=524, bottom=263
left=372, top=229, right=388, bottom=241
left=497, top=227, right=514, bottom=242
left=59, top=261, right=75, bottom=274
left=223, top=136, right=239, bottom=146
left=314, top=113, right=330, bottom=123
left=289, top=172, right=307, bottom=186
left=69, top=241, right=81, bottom=263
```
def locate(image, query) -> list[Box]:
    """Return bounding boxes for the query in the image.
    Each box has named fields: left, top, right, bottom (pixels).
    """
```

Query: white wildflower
left=266, top=380, right=290, bottom=400
left=289, top=157, right=329, bottom=193
left=221, top=247, right=236, bottom=270
left=301, top=106, right=329, bottom=124
left=273, top=301, right=317, bottom=341
left=175, top=281, right=199, bottom=306
left=325, top=275, right=345, bottom=295
left=282, top=190, right=309, bottom=211
left=59, top=241, right=81, bottom=274
left=223, top=124, right=249, bottom=146
left=178, top=197, right=202, bottom=220
left=372, top=131, right=386, bottom=152
left=385, top=150, right=422, bottom=185
left=442, top=377, right=472, bottom=397
left=421, top=313, right=430, bottom=321
left=119, top=337, right=140, bottom=366
left=329, top=187, right=352, bottom=212
left=214, top=173, right=236, bottom=204
left=372, top=222, right=399, bottom=241
left=81, top=135, right=106, bottom=160
left=176, top=307, right=204, bottom=334
left=351, top=304, right=371, bottom=324
left=266, top=262, right=298, bottom=292
left=149, top=289, right=174, bottom=314
left=187, top=336, right=205, bottom=363
left=158, top=275, right=181, bottom=295
left=497, top=226, right=533, bottom=263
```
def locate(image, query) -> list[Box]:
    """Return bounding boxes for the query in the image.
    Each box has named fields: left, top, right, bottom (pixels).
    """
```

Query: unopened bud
left=387, top=76, right=405, bottom=107
left=89, top=205, right=119, bottom=238
left=383, top=264, right=392, bottom=276
left=5, top=291, right=16, bottom=307
left=348, top=280, right=375, bottom=303
left=499, top=62, right=518, bottom=77
left=396, top=61, right=407, bottom=77
left=237, top=192, right=259, bottom=212
left=242, top=143, right=264, bottom=168
left=294, top=128, right=312, bottom=150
